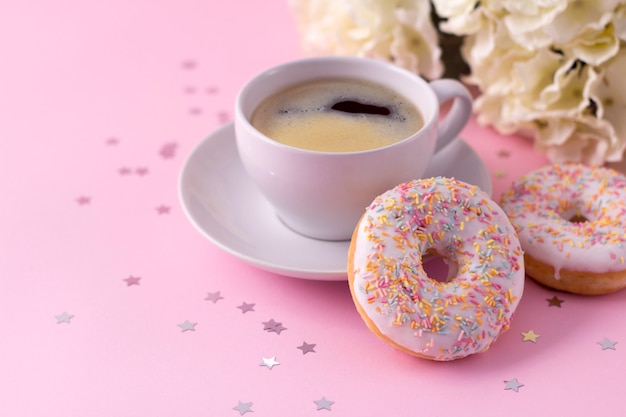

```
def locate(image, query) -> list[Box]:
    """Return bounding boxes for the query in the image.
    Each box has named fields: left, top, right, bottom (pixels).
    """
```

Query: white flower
left=289, top=0, right=443, bottom=79
left=433, top=0, right=626, bottom=164
left=588, top=48, right=626, bottom=158
left=535, top=116, right=615, bottom=165
left=543, top=0, right=620, bottom=44
left=613, top=5, right=626, bottom=39
left=568, top=25, right=619, bottom=66
left=500, top=0, right=568, bottom=49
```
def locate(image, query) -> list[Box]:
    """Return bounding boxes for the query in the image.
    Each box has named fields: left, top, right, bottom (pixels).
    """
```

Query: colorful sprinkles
left=350, top=177, right=525, bottom=361
left=500, top=163, right=626, bottom=275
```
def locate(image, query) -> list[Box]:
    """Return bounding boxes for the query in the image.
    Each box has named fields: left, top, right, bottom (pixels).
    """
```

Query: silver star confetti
left=189, top=107, right=203, bottom=116
left=598, top=337, right=618, bottom=350
left=181, top=60, right=197, bottom=70
left=178, top=320, right=197, bottom=332
left=155, top=205, right=171, bottom=215
left=237, top=302, right=255, bottom=313
left=232, top=400, right=253, bottom=415
left=205, top=291, right=224, bottom=303
left=159, top=142, right=178, bottom=159
left=217, top=110, right=231, bottom=124
left=504, top=378, right=524, bottom=392
left=262, top=319, right=286, bottom=335
left=259, top=356, right=280, bottom=370
left=314, top=396, right=335, bottom=411
left=297, top=341, right=316, bottom=354
left=55, top=312, right=74, bottom=324
left=123, top=275, right=141, bottom=286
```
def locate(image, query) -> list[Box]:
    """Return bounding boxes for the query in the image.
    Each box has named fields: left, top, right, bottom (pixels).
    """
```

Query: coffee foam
left=251, top=77, right=422, bottom=152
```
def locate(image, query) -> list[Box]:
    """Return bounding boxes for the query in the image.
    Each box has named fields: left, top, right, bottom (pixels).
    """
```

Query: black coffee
left=250, top=77, right=423, bottom=152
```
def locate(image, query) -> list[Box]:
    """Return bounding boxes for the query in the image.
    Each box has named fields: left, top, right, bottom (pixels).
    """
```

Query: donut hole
left=423, top=249, right=458, bottom=283
left=568, top=213, right=589, bottom=224
left=561, top=204, right=591, bottom=224
left=558, top=206, right=590, bottom=224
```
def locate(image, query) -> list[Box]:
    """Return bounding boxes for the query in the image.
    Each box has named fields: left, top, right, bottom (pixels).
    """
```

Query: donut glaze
left=500, top=163, right=626, bottom=295
left=348, top=177, right=525, bottom=361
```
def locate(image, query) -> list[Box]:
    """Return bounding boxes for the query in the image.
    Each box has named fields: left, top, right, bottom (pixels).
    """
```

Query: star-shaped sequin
left=493, top=169, right=507, bottom=178
left=521, top=330, right=540, bottom=343
left=314, top=396, right=335, bottom=411
left=598, top=337, right=618, bottom=350
left=205, top=291, right=224, bottom=303
left=547, top=296, right=564, bottom=307
left=217, top=110, right=231, bottom=124
left=55, top=312, right=74, bottom=324
left=232, top=401, right=253, bottom=415
left=181, top=60, right=197, bottom=70
left=259, top=356, right=280, bottom=370
left=237, top=302, right=255, bottom=313
left=155, top=205, right=171, bottom=215
left=123, top=275, right=141, bottom=286
left=504, top=378, right=524, bottom=392
left=118, top=166, right=132, bottom=176
left=297, top=341, right=317, bottom=354
left=159, top=142, right=178, bottom=159
left=262, top=319, right=286, bottom=335
left=178, top=320, right=197, bottom=332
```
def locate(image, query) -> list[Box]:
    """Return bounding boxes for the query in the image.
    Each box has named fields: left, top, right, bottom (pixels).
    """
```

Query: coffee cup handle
left=429, top=79, right=473, bottom=153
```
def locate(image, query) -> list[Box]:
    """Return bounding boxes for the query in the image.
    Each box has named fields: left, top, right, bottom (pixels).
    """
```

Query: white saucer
left=179, top=122, right=491, bottom=281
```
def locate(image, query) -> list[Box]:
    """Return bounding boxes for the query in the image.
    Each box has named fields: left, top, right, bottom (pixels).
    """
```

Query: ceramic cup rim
left=234, top=56, right=440, bottom=156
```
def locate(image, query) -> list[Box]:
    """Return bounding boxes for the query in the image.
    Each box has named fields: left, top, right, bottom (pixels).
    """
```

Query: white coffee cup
left=235, top=56, right=472, bottom=241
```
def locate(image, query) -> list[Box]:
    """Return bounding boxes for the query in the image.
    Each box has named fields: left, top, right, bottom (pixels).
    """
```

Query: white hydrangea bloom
left=432, top=0, right=626, bottom=163
left=289, top=0, right=443, bottom=79
left=613, top=5, right=626, bottom=39
left=569, top=25, right=619, bottom=66
left=543, top=0, right=620, bottom=44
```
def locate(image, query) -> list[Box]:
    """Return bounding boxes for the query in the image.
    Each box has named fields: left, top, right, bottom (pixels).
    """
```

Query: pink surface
left=1, top=1, right=625, bottom=416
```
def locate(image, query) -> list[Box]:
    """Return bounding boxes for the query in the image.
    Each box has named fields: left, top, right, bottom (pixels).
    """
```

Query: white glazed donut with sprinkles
left=500, top=163, right=626, bottom=295
left=347, top=177, right=525, bottom=361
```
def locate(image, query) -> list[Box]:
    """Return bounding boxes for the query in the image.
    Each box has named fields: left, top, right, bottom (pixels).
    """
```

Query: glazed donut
left=500, top=163, right=626, bottom=295
left=348, top=177, right=525, bottom=361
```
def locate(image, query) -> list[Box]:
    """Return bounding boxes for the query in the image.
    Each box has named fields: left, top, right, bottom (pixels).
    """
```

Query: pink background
left=2, top=1, right=625, bottom=416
